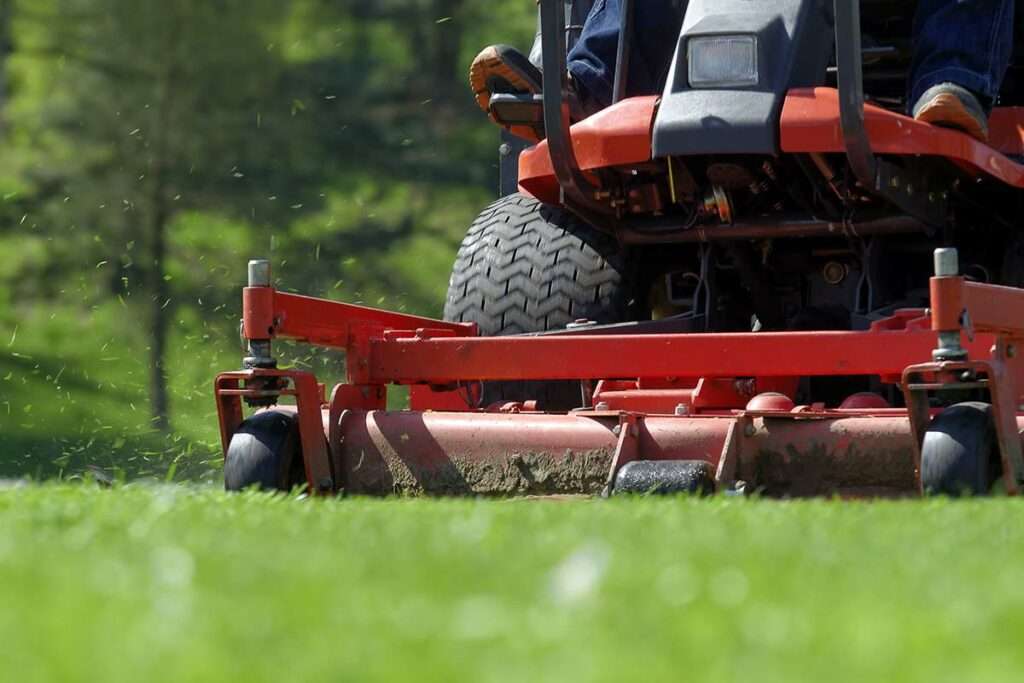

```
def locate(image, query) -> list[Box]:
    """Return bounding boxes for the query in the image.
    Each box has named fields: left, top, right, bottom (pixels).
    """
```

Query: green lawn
left=2, top=485, right=1023, bottom=682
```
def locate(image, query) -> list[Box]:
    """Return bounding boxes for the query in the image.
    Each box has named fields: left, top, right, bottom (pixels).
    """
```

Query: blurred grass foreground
left=4, top=486, right=1024, bottom=682
left=0, top=0, right=536, bottom=480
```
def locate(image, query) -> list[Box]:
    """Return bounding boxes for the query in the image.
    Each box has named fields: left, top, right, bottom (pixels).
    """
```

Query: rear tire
left=224, top=409, right=306, bottom=492
left=921, top=402, right=1001, bottom=496
left=444, top=193, right=636, bottom=409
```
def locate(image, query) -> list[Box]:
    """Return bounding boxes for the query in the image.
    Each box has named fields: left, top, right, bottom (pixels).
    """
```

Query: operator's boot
left=469, top=44, right=600, bottom=143
left=470, top=45, right=544, bottom=142
left=912, top=82, right=989, bottom=143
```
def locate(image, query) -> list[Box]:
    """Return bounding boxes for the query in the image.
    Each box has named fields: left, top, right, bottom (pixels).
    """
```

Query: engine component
left=701, top=185, right=734, bottom=224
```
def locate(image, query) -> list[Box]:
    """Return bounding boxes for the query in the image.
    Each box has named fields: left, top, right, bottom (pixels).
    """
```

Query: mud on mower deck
left=215, top=250, right=1024, bottom=499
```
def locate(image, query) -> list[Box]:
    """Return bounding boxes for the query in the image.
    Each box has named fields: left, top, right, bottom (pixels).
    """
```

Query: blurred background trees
left=0, top=0, right=536, bottom=478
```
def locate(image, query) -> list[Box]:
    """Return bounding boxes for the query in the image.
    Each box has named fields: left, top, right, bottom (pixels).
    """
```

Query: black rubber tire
left=224, top=409, right=306, bottom=492
left=921, top=402, right=1002, bottom=497
left=612, top=460, right=716, bottom=496
left=444, top=193, right=635, bottom=409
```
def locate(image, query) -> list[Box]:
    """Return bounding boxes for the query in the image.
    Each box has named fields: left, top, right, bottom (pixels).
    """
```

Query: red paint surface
left=781, top=88, right=1024, bottom=187
left=518, top=96, right=658, bottom=203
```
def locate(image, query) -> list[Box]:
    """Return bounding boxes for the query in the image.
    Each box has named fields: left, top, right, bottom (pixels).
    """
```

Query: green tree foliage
left=0, top=0, right=536, bottom=476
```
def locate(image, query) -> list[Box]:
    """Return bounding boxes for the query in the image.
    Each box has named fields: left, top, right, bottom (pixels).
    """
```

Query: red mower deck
left=216, top=250, right=1024, bottom=498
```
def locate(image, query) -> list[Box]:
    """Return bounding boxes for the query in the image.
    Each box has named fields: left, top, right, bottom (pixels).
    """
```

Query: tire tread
left=443, top=194, right=633, bottom=408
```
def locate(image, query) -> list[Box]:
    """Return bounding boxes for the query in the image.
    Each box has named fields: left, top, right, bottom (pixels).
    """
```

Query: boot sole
left=469, top=46, right=543, bottom=143
left=914, top=93, right=989, bottom=142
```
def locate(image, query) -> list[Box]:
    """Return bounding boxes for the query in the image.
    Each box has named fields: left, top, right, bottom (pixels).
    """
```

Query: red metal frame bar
left=781, top=88, right=1024, bottom=189
left=236, top=284, right=1022, bottom=398
left=365, top=326, right=996, bottom=385
left=245, top=286, right=1007, bottom=389
left=243, top=288, right=476, bottom=350
left=930, top=276, right=1024, bottom=339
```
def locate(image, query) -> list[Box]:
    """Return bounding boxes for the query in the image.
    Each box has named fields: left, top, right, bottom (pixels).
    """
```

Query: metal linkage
left=902, top=248, right=1024, bottom=494
left=241, top=273, right=475, bottom=353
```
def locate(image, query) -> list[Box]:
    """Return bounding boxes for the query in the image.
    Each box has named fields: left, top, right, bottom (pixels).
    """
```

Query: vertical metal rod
left=834, top=0, right=877, bottom=189
left=540, top=0, right=600, bottom=204
left=931, top=248, right=966, bottom=361
left=933, top=248, right=959, bottom=277
left=611, top=0, right=635, bottom=104
left=248, top=259, right=271, bottom=287
left=245, top=259, right=275, bottom=368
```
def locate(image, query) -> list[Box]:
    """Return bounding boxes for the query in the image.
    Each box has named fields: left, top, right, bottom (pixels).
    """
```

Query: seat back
left=529, top=1, right=596, bottom=68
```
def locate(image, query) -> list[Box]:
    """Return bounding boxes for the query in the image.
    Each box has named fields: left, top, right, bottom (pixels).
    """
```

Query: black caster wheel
left=921, top=402, right=1002, bottom=497
left=224, top=409, right=306, bottom=492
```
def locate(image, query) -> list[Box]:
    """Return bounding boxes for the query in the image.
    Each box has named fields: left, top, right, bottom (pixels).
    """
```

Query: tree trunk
left=147, top=68, right=173, bottom=432
left=148, top=169, right=170, bottom=432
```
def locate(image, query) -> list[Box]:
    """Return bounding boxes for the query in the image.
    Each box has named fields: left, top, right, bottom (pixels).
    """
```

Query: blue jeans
left=567, top=0, right=683, bottom=106
left=567, top=0, right=1015, bottom=110
left=910, top=0, right=1016, bottom=109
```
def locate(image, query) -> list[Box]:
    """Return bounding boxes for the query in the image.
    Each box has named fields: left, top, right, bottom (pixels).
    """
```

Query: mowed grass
left=2, top=486, right=1023, bottom=682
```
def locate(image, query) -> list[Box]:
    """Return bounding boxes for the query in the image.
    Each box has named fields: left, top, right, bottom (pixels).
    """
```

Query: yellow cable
left=667, top=157, right=678, bottom=205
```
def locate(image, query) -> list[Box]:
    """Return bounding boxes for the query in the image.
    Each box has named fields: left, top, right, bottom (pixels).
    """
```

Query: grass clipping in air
left=0, top=485, right=1021, bottom=682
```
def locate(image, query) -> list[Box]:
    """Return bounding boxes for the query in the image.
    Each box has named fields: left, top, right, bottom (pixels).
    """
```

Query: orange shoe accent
left=914, top=93, right=989, bottom=142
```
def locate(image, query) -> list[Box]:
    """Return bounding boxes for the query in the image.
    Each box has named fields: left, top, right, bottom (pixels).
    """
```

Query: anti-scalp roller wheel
left=612, top=460, right=716, bottom=496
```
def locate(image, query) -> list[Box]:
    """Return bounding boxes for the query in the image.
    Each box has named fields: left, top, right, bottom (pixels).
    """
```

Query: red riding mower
left=216, top=0, right=1024, bottom=498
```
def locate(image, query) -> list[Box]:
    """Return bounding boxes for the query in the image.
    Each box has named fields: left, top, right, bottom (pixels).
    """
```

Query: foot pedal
left=612, top=460, right=716, bottom=496
left=489, top=93, right=545, bottom=140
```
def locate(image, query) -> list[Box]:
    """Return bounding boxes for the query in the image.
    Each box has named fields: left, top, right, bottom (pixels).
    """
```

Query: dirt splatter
left=344, top=447, right=613, bottom=497
left=751, top=442, right=916, bottom=497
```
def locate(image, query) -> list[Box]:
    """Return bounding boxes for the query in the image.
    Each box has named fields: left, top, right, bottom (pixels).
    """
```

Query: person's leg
left=567, top=0, right=684, bottom=110
left=910, top=0, right=1015, bottom=139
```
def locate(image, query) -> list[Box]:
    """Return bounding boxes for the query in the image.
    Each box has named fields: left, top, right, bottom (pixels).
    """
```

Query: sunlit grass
left=2, top=485, right=1023, bottom=682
